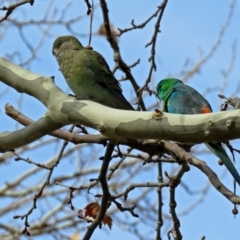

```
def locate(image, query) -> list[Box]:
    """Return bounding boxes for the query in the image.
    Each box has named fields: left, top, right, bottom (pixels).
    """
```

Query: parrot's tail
left=204, top=142, right=240, bottom=185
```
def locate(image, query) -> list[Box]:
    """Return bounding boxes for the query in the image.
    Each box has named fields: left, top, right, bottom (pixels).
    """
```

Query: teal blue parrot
left=52, top=35, right=133, bottom=110
left=156, top=78, right=240, bottom=185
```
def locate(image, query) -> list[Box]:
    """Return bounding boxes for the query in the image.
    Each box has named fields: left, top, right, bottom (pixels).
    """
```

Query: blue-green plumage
left=157, top=78, right=240, bottom=185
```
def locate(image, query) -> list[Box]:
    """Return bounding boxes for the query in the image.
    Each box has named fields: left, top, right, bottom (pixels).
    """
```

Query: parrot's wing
left=86, top=50, right=122, bottom=91
left=166, top=87, right=211, bottom=114
left=86, top=50, right=134, bottom=110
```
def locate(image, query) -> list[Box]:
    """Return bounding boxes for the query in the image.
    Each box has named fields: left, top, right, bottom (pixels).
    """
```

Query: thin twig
left=155, top=161, right=163, bottom=240
left=117, top=6, right=162, bottom=36
left=88, top=0, right=94, bottom=46
left=13, top=125, right=75, bottom=235
left=182, top=0, right=236, bottom=82
left=137, top=0, right=168, bottom=107
left=0, top=0, right=34, bottom=23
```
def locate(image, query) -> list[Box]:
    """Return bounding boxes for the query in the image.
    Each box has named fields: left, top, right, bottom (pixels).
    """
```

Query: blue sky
left=1, top=0, right=240, bottom=239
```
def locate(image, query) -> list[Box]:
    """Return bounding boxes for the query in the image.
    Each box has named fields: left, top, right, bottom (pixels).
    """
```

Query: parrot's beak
left=52, top=49, right=56, bottom=56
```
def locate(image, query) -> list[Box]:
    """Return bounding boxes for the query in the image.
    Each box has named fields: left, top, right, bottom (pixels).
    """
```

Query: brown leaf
left=103, top=214, right=113, bottom=230
left=85, top=202, right=100, bottom=218
left=84, top=202, right=113, bottom=230
left=98, top=23, right=119, bottom=43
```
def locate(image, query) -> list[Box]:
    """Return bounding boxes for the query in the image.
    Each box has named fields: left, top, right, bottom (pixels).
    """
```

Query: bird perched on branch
left=156, top=78, right=240, bottom=185
left=52, top=35, right=133, bottom=110
left=52, top=36, right=135, bottom=182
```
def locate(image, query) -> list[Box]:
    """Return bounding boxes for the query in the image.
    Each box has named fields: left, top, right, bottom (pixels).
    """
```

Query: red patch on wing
left=201, top=106, right=212, bottom=114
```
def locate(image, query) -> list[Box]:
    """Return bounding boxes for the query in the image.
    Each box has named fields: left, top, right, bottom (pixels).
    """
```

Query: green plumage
left=52, top=35, right=133, bottom=110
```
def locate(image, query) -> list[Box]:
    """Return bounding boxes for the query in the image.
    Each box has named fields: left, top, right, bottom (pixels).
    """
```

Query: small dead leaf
left=103, top=214, right=113, bottom=229
left=98, top=23, right=119, bottom=43
left=84, top=202, right=113, bottom=229
left=85, top=202, right=100, bottom=218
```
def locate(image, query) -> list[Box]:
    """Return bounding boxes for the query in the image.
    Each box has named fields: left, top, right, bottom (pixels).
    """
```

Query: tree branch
left=0, top=0, right=34, bottom=23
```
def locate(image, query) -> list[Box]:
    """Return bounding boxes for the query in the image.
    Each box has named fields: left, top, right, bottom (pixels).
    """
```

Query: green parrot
left=52, top=36, right=135, bottom=185
left=156, top=78, right=240, bottom=185
left=52, top=35, right=133, bottom=110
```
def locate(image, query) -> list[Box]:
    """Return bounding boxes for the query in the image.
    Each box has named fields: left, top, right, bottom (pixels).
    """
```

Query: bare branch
left=0, top=0, right=34, bottom=23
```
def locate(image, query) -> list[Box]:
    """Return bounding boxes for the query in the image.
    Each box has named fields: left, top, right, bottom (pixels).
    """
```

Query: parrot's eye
left=54, top=40, right=63, bottom=49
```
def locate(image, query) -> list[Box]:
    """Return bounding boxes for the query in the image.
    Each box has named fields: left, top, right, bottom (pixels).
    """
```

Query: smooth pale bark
left=1, top=56, right=240, bottom=152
